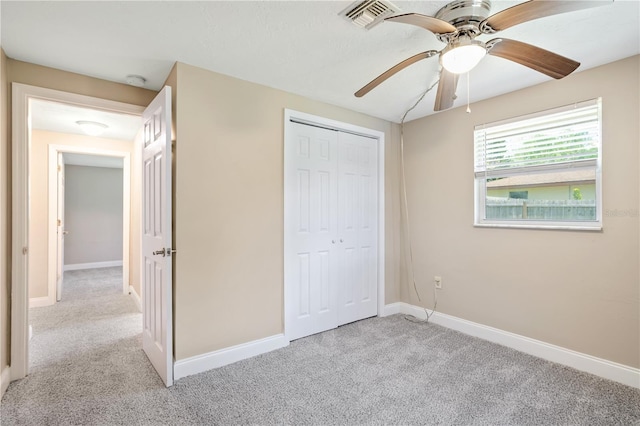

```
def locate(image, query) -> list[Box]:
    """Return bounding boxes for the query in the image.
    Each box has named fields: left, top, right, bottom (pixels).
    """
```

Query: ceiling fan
left=354, top=0, right=612, bottom=111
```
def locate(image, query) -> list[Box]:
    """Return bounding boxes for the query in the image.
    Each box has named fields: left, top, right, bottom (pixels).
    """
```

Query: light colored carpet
left=1, top=267, right=639, bottom=425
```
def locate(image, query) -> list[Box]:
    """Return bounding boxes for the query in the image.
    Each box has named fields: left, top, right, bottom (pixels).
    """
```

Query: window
left=474, top=99, right=602, bottom=230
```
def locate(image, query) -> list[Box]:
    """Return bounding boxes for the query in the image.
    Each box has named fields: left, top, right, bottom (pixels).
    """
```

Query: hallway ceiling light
left=126, top=74, right=147, bottom=87
left=76, top=120, right=108, bottom=136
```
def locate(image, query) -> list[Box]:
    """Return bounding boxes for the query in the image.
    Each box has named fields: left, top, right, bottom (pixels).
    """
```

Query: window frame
left=474, top=98, right=602, bottom=231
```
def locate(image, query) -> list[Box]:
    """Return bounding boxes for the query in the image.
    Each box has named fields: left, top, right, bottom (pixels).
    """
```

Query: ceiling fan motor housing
left=435, top=0, right=492, bottom=42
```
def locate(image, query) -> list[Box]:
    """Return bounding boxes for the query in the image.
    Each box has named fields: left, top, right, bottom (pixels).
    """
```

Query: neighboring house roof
left=487, top=169, right=596, bottom=189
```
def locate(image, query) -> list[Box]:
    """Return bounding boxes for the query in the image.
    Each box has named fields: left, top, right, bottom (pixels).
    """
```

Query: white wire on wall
left=399, top=77, right=440, bottom=324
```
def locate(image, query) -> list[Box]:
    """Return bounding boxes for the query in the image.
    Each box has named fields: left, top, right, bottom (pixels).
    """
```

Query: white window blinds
left=474, top=99, right=601, bottom=177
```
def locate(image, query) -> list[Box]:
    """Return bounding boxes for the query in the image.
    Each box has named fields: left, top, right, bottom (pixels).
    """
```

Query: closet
left=285, top=120, right=379, bottom=341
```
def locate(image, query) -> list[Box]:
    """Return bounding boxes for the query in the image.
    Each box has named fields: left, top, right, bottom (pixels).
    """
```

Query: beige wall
left=172, top=62, right=401, bottom=360
left=29, top=131, right=134, bottom=299
left=1, top=48, right=10, bottom=376
left=402, top=56, right=639, bottom=368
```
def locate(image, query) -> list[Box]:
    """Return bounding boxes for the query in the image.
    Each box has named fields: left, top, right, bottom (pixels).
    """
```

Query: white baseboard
left=174, top=334, right=289, bottom=381
left=29, top=296, right=54, bottom=308
left=64, top=260, right=123, bottom=271
left=386, top=302, right=640, bottom=389
left=382, top=302, right=402, bottom=317
left=1, top=365, right=10, bottom=399
left=129, top=285, right=142, bottom=312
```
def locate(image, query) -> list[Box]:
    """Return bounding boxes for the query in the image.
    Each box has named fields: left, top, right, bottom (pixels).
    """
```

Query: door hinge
left=22, top=247, right=28, bottom=255
left=57, top=219, right=61, bottom=226
left=57, top=165, right=61, bottom=172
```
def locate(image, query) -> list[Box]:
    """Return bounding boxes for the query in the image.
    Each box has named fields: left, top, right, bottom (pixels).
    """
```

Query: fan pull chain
left=466, top=72, right=471, bottom=114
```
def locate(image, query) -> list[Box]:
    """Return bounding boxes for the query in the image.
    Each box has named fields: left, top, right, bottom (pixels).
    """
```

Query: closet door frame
left=283, top=109, right=385, bottom=341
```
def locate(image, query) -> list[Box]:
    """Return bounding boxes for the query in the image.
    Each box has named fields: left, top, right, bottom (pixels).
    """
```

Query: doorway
left=45, top=148, right=131, bottom=307
left=10, top=83, right=145, bottom=381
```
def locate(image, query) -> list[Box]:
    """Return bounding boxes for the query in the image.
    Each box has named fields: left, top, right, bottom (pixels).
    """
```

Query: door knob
left=332, top=240, right=336, bottom=244
left=340, top=239, right=344, bottom=243
left=153, top=248, right=176, bottom=257
left=62, top=231, right=69, bottom=235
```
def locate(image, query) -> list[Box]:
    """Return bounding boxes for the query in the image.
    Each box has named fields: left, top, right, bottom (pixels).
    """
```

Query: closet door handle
left=331, top=240, right=336, bottom=244
left=340, top=239, right=344, bottom=243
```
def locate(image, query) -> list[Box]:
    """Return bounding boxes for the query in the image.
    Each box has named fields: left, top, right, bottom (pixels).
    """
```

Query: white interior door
left=285, top=121, right=379, bottom=341
left=141, top=86, right=173, bottom=387
left=285, top=123, right=339, bottom=341
left=337, top=132, right=378, bottom=325
left=56, top=153, right=65, bottom=301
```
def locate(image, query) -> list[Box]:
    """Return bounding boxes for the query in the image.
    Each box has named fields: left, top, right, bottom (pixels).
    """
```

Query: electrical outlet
left=434, top=276, right=442, bottom=289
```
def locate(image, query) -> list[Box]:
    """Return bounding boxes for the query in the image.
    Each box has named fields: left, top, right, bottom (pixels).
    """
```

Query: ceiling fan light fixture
left=76, top=120, right=108, bottom=137
left=441, top=39, right=486, bottom=74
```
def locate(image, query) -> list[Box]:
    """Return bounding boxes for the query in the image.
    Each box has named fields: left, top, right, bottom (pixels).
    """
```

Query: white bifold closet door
left=285, top=122, right=378, bottom=341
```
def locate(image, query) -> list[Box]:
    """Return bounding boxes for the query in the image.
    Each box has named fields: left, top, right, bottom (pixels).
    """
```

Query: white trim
left=473, top=223, right=603, bottom=231
left=382, top=302, right=402, bottom=317
left=11, top=82, right=144, bottom=381
left=283, top=109, right=386, bottom=340
left=0, top=366, right=10, bottom=399
left=377, top=125, right=386, bottom=319
left=63, top=260, right=124, bottom=271
left=29, top=296, right=54, bottom=308
left=389, top=302, right=640, bottom=389
left=122, top=158, right=131, bottom=292
left=174, top=334, right=289, bottom=381
left=129, top=285, right=142, bottom=312
left=11, top=83, right=30, bottom=380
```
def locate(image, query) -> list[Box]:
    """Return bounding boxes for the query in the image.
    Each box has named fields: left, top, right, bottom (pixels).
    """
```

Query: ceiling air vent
left=340, top=0, right=401, bottom=30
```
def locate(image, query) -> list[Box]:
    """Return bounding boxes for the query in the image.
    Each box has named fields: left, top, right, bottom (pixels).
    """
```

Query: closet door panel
left=337, top=132, right=378, bottom=325
left=286, top=123, right=339, bottom=340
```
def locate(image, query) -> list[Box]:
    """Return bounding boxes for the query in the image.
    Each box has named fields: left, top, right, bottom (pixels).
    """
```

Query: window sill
left=474, top=222, right=603, bottom=231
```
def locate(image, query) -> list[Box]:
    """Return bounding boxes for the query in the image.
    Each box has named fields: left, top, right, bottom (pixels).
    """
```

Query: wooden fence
left=486, top=198, right=596, bottom=221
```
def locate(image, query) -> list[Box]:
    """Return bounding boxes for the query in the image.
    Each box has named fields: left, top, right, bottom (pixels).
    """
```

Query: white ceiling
left=31, top=99, right=141, bottom=141
left=2, top=1, right=639, bottom=123
left=33, top=100, right=128, bottom=167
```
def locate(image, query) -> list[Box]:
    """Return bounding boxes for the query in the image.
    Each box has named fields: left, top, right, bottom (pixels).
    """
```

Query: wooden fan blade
left=486, top=38, right=579, bottom=79
left=355, top=50, right=438, bottom=98
left=434, top=68, right=459, bottom=111
left=385, top=13, right=456, bottom=34
left=481, top=0, right=612, bottom=33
